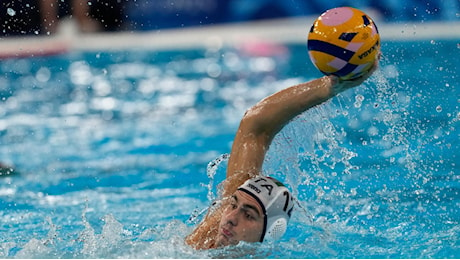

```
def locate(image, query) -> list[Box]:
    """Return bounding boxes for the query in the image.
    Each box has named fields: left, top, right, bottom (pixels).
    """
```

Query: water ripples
left=1, top=40, right=459, bottom=258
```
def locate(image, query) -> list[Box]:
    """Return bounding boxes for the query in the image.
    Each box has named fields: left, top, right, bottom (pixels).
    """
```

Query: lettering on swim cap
left=253, top=177, right=275, bottom=196
left=261, top=184, right=273, bottom=196
left=247, top=183, right=261, bottom=194
left=237, top=176, right=295, bottom=242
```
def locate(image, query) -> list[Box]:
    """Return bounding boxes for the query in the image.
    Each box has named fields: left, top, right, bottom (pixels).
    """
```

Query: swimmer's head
left=216, top=176, right=294, bottom=247
left=237, top=176, right=294, bottom=241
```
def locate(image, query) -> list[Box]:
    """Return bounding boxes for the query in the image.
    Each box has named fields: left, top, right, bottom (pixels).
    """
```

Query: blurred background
left=1, top=0, right=459, bottom=36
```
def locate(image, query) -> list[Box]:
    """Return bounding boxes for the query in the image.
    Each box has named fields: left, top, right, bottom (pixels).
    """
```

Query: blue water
left=0, top=39, right=459, bottom=258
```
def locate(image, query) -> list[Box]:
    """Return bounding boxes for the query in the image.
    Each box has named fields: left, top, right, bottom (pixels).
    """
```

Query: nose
left=225, top=207, right=239, bottom=226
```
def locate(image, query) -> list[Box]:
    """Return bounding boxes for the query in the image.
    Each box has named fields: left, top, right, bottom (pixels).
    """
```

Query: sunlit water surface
left=0, top=40, right=459, bottom=258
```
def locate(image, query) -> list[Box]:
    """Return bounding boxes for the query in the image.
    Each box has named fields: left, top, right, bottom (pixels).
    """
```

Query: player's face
left=215, top=190, right=265, bottom=247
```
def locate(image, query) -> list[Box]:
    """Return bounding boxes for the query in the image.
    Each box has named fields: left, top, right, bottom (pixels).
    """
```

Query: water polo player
left=185, top=59, right=378, bottom=249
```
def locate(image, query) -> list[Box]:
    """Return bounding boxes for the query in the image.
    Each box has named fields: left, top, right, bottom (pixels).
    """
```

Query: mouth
left=216, top=228, right=233, bottom=248
left=221, top=227, right=233, bottom=239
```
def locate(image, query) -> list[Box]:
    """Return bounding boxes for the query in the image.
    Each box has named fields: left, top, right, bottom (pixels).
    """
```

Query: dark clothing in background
left=57, top=0, right=126, bottom=31
left=1, top=0, right=42, bottom=36
left=1, top=0, right=126, bottom=36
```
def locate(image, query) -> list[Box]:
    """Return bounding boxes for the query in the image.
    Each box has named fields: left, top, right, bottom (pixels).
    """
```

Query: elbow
left=240, top=106, right=261, bottom=130
left=239, top=106, right=275, bottom=138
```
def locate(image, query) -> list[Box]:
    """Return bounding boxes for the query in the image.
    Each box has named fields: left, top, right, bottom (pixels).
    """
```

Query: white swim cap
left=237, top=176, right=294, bottom=242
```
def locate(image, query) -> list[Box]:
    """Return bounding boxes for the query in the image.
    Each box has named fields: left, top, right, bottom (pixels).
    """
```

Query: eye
left=245, top=212, right=255, bottom=220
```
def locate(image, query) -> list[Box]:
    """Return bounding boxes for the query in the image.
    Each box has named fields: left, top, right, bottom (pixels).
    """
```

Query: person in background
left=1, top=0, right=125, bottom=36
left=40, top=0, right=126, bottom=34
left=1, top=1, right=42, bottom=36
left=40, top=0, right=101, bottom=34
left=186, top=61, right=378, bottom=249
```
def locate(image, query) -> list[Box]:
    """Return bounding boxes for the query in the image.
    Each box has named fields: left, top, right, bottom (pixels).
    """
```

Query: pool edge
left=0, top=17, right=459, bottom=56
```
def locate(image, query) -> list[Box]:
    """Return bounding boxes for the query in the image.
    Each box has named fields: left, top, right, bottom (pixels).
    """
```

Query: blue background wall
left=1, top=0, right=459, bottom=36
left=125, top=0, right=460, bottom=30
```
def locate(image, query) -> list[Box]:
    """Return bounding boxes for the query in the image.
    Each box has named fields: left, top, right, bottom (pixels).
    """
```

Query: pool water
left=0, top=39, right=459, bottom=258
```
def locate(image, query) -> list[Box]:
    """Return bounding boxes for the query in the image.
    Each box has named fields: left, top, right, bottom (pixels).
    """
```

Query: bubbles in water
left=435, top=105, right=442, bottom=112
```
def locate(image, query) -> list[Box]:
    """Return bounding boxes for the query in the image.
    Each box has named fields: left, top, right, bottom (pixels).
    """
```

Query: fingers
left=346, top=55, right=380, bottom=83
left=330, top=55, right=380, bottom=95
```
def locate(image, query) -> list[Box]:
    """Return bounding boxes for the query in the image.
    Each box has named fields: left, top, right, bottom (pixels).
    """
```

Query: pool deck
left=0, top=17, right=459, bottom=58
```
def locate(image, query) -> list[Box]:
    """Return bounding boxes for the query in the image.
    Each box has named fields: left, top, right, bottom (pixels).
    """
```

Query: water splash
left=79, top=213, right=125, bottom=257
left=0, top=41, right=457, bottom=258
left=12, top=217, right=58, bottom=258
left=263, top=46, right=458, bottom=255
left=187, top=153, right=230, bottom=226
left=205, top=153, right=229, bottom=202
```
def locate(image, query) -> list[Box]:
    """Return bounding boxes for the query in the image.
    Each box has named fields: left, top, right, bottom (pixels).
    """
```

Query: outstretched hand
left=330, top=58, right=380, bottom=95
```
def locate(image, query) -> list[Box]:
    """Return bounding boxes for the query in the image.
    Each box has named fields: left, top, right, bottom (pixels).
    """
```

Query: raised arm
left=186, top=64, right=376, bottom=249
left=222, top=70, right=376, bottom=197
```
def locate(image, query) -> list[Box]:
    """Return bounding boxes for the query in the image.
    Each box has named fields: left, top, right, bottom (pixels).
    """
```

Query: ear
left=264, top=218, right=288, bottom=241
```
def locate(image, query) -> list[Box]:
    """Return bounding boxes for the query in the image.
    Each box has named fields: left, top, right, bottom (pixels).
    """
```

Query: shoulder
left=186, top=201, right=225, bottom=249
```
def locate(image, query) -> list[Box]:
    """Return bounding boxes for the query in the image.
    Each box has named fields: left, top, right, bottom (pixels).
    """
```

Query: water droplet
left=7, top=8, right=16, bottom=16
left=350, top=188, right=357, bottom=196
left=354, top=94, right=364, bottom=108
left=436, top=105, right=442, bottom=112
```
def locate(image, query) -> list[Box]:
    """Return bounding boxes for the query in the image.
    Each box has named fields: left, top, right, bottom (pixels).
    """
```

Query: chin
left=216, top=235, right=237, bottom=248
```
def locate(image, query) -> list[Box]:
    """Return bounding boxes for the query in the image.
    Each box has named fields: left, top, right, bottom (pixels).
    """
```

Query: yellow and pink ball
left=308, top=7, right=380, bottom=80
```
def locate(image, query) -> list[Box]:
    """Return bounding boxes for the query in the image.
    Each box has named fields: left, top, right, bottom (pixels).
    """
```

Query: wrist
left=324, top=75, right=340, bottom=96
left=328, top=74, right=360, bottom=96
